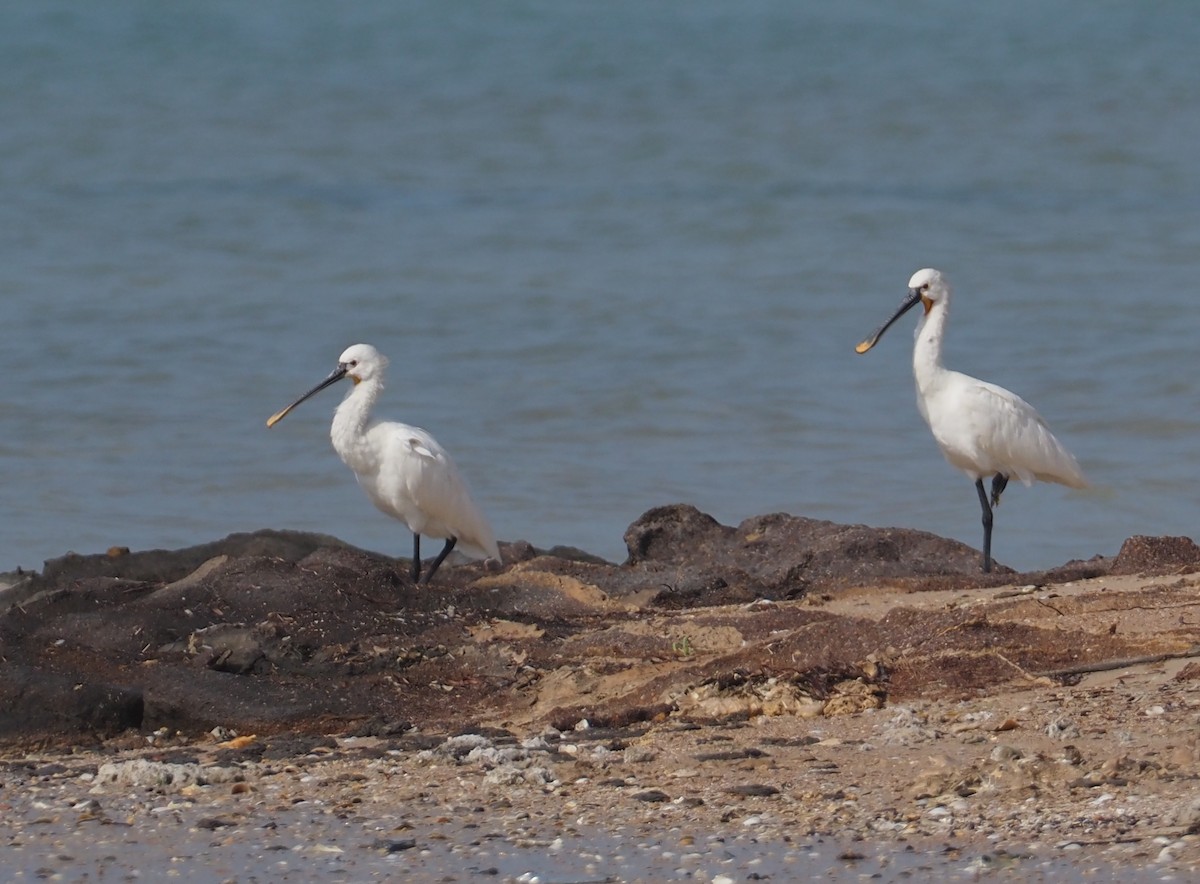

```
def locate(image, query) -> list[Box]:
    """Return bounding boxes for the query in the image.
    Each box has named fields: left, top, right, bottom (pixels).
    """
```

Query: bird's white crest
left=267, top=343, right=498, bottom=582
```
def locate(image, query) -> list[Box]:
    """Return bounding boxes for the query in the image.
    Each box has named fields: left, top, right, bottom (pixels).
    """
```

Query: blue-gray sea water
left=3, top=1, right=1198, bottom=573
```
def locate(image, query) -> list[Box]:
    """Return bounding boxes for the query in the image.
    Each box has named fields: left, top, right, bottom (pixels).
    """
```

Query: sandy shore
left=5, top=673, right=1200, bottom=882
left=6, top=575, right=1200, bottom=881
left=5, top=515, right=1200, bottom=880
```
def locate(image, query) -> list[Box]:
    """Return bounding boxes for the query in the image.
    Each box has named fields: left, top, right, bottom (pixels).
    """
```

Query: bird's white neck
left=912, top=300, right=949, bottom=396
left=330, top=378, right=381, bottom=472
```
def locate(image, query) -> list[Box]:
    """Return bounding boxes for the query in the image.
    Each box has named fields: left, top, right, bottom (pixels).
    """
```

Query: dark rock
left=188, top=625, right=267, bottom=675
left=695, top=748, right=768, bottom=762
left=1111, top=535, right=1200, bottom=575
left=542, top=545, right=613, bottom=566
left=622, top=505, right=1017, bottom=600
left=0, top=668, right=143, bottom=738
left=726, top=784, right=780, bottom=797
left=624, top=505, right=732, bottom=564
left=561, top=724, right=650, bottom=744
left=0, top=508, right=1162, bottom=747
left=760, top=735, right=821, bottom=748
left=260, top=733, right=339, bottom=760
left=40, top=529, right=353, bottom=586
left=372, top=838, right=417, bottom=853
left=345, top=718, right=414, bottom=738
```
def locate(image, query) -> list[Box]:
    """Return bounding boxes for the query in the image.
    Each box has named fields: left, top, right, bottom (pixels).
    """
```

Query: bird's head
left=907, top=268, right=951, bottom=309
left=338, top=343, right=389, bottom=385
left=266, top=343, right=389, bottom=428
left=856, top=268, right=950, bottom=354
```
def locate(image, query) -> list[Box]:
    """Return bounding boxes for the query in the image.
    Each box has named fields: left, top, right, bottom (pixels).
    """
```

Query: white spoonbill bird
left=266, top=343, right=499, bottom=584
left=855, top=268, right=1087, bottom=573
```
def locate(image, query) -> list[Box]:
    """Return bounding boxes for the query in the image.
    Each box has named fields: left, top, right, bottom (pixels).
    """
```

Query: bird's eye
left=347, top=360, right=358, bottom=368
left=920, top=284, right=930, bottom=294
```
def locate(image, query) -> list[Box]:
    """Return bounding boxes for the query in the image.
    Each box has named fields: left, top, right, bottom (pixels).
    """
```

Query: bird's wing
left=970, top=381, right=1087, bottom=489
left=375, top=422, right=499, bottom=559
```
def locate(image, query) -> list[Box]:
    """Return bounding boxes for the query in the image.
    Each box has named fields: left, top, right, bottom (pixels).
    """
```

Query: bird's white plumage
left=917, top=371, right=1086, bottom=488
left=342, top=418, right=499, bottom=561
left=906, top=269, right=1086, bottom=491
left=270, top=343, right=498, bottom=571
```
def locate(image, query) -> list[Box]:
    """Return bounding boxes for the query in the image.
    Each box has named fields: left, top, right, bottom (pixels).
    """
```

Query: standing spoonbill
left=855, top=268, right=1086, bottom=573
left=267, top=343, right=499, bottom=584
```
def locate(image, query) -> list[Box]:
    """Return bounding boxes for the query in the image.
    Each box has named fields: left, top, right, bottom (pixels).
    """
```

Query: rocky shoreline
left=4, top=505, right=1200, bottom=879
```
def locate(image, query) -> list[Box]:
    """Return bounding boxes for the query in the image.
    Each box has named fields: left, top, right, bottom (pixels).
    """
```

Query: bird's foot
left=990, top=474, right=1009, bottom=508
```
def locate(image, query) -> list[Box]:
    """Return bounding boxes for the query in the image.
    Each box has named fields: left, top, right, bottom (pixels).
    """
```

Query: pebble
left=93, top=760, right=242, bottom=792
left=991, top=745, right=1023, bottom=763
left=623, top=746, right=656, bottom=764
left=372, top=838, right=417, bottom=853
left=726, top=784, right=779, bottom=797
left=1046, top=718, right=1081, bottom=740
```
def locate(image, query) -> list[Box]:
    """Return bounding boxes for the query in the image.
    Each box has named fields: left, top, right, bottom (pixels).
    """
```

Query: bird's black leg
left=975, top=478, right=994, bottom=573
left=990, top=473, right=1010, bottom=508
left=410, top=533, right=422, bottom=584
left=421, top=537, right=458, bottom=585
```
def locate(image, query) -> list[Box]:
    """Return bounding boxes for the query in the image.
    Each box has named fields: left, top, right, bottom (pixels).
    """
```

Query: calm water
left=3, top=1, right=1199, bottom=573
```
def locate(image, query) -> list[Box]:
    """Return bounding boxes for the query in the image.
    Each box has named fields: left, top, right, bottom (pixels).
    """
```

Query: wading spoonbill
left=267, top=343, right=499, bottom=583
left=856, top=268, right=1086, bottom=573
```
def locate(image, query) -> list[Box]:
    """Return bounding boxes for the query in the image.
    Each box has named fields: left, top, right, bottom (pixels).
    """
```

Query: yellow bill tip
left=855, top=339, right=875, bottom=354
left=266, top=408, right=290, bottom=428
